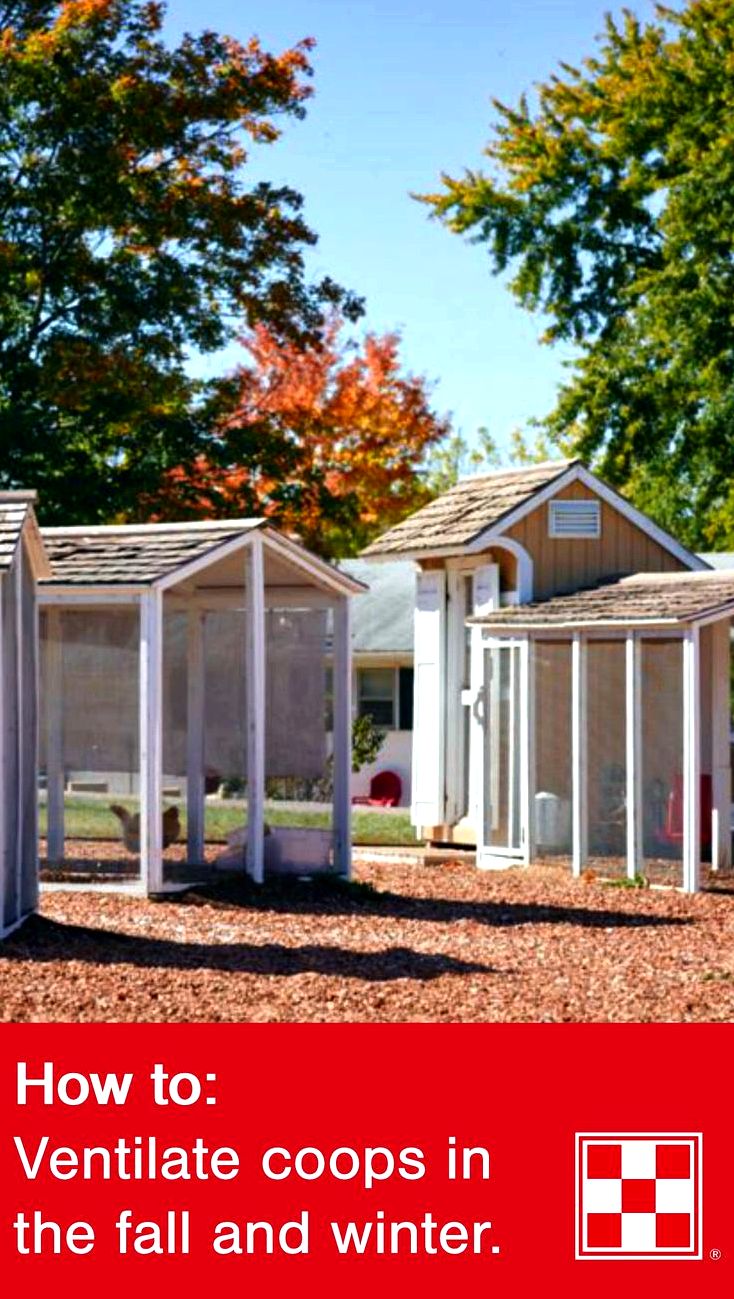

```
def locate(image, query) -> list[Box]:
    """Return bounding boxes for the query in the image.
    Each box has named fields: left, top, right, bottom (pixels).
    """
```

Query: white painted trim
left=139, top=590, right=164, bottom=894
left=625, top=634, right=642, bottom=879
left=571, top=633, right=588, bottom=876
left=466, top=535, right=533, bottom=602
left=15, top=547, right=22, bottom=925
left=332, top=597, right=352, bottom=879
left=157, top=531, right=258, bottom=592
left=476, top=618, right=686, bottom=633
left=683, top=630, right=701, bottom=894
left=45, top=607, right=65, bottom=864
left=262, top=530, right=366, bottom=596
left=165, top=587, right=339, bottom=612
left=31, top=574, right=40, bottom=912
left=41, top=518, right=266, bottom=536
left=0, top=575, right=5, bottom=929
left=245, top=535, right=266, bottom=883
left=39, top=589, right=144, bottom=604
left=520, top=638, right=535, bottom=865
left=709, top=620, right=731, bottom=872
left=445, top=566, right=467, bottom=825
left=481, top=462, right=707, bottom=572
left=186, top=608, right=206, bottom=867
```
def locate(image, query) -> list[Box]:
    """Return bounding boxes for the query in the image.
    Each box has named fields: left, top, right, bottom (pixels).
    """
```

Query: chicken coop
left=470, top=572, right=734, bottom=891
left=0, top=492, right=51, bottom=936
left=38, top=520, right=364, bottom=893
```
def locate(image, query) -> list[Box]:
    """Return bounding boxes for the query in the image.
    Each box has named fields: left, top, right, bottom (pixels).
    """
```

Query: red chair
left=352, top=770, right=402, bottom=808
left=662, top=773, right=712, bottom=850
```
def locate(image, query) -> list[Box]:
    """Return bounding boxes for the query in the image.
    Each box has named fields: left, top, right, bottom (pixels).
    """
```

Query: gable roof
left=362, top=460, right=577, bottom=558
left=40, top=519, right=266, bottom=585
left=339, top=559, right=414, bottom=653
left=0, top=491, right=52, bottom=579
left=362, top=459, right=706, bottom=573
left=470, top=570, right=734, bottom=631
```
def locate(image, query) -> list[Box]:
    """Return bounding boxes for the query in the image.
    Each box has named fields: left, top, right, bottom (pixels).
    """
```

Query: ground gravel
left=2, top=861, right=734, bottom=1022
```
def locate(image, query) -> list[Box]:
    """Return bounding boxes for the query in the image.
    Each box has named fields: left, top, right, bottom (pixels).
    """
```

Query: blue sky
left=164, top=0, right=659, bottom=459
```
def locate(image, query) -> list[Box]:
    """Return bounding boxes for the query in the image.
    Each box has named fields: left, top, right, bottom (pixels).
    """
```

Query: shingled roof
left=40, top=519, right=265, bottom=585
left=0, top=491, right=51, bottom=577
left=471, top=571, right=734, bottom=630
left=362, top=460, right=579, bottom=557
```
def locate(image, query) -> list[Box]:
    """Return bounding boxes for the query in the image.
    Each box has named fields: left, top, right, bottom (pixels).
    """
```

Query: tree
left=422, top=425, right=500, bottom=494
left=0, top=0, right=360, bottom=522
left=149, top=316, right=450, bottom=557
left=422, top=0, right=734, bottom=548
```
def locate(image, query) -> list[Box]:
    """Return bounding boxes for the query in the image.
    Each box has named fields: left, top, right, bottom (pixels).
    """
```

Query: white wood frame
left=0, top=573, right=5, bottom=932
left=571, top=633, right=588, bottom=877
left=476, top=638, right=526, bottom=868
left=15, top=548, right=23, bottom=919
left=709, top=619, right=731, bottom=872
left=625, top=633, right=642, bottom=879
left=332, top=596, right=352, bottom=878
left=186, top=607, right=206, bottom=866
left=683, top=629, right=701, bottom=894
left=139, top=589, right=163, bottom=893
left=520, top=637, right=535, bottom=865
left=245, top=534, right=266, bottom=883
left=44, top=606, right=65, bottom=863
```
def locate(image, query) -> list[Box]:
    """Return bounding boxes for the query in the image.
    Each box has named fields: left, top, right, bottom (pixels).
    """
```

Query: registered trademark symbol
left=710, top=1248, right=722, bottom=1260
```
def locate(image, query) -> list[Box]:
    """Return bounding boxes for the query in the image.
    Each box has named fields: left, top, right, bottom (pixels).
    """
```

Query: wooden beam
left=683, top=629, right=701, bottom=893
left=15, top=550, right=22, bottom=924
left=245, top=535, right=266, bottom=883
left=571, top=633, right=588, bottom=876
left=139, top=589, right=163, bottom=893
left=625, top=633, right=642, bottom=879
left=521, top=638, right=536, bottom=865
left=332, top=596, right=352, bottom=878
left=186, top=608, right=206, bottom=866
left=709, top=619, right=731, bottom=871
left=44, top=607, right=65, bottom=864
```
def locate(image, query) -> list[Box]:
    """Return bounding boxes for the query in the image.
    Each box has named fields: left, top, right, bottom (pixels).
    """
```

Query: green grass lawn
left=38, top=796, right=416, bottom=847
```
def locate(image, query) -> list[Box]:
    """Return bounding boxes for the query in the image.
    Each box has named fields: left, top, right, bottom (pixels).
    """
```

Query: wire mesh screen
left=586, top=640, right=627, bottom=877
left=484, top=644, right=522, bottom=852
left=534, top=640, right=573, bottom=860
left=39, top=607, right=141, bottom=876
left=20, top=545, right=39, bottom=915
left=2, top=568, right=19, bottom=927
left=641, top=638, right=684, bottom=887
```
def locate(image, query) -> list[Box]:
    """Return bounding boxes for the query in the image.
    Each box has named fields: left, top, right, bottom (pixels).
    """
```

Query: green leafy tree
left=0, top=0, right=360, bottom=522
left=423, top=425, right=500, bottom=493
left=422, top=0, right=734, bottom=549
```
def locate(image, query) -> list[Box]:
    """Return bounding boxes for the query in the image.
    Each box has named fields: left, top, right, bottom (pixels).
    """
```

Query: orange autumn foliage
left=155, top=319, right=450, bottom=556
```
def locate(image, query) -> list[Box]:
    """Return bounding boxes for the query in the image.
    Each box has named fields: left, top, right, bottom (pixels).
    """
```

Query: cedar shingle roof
left=472, top=572, right=734, bottom=630
left=362, top=460, right=579, bottom=557
left=40, top=519, right=265, bottom=585
left=0, top=490, right=50, bottom=576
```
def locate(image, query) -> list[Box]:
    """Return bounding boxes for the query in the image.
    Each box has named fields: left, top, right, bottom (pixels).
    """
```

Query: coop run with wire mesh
left=37, top=519, right=364, bottom=894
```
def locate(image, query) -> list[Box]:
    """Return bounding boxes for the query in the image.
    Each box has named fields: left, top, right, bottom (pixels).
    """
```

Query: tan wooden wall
left=504, top=481, right=686, bottom=600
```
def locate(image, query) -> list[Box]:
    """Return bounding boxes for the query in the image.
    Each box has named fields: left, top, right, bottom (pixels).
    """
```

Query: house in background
left=340, top=559, right=414, bottom=806
left=364, top=460, right=733, bottom=891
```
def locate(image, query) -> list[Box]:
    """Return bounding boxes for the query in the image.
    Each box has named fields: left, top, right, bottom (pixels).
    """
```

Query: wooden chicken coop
left=37, top=519, right=364, bottom=893
left=0, top=492, right=51, bottom=936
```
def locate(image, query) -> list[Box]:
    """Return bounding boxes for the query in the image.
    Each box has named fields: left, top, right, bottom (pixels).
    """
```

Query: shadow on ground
left=2, top=916, right=503, bottom=982
left=178, top=874, right=693, bottom=931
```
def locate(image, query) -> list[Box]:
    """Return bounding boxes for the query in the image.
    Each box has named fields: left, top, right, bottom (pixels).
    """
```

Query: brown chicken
left=109, top=804, right=181, bottom=855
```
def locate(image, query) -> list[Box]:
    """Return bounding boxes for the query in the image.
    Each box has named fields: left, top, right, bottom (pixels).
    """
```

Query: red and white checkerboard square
left=575, top=1133, right=702, bottom=1260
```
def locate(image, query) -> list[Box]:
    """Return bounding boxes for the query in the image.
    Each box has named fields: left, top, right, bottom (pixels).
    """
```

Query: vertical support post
left=709, top=619, right=731, bottom=872
left=186, top=607, right=206, bottom=867
left=45, top=607, right=65, bottom=864
left=683, top=629, right=701, bottom=894
left=0, top=575, right=5, bottom=932
left=332, top=595, right=353, bottom=879
left=520, top=637, right=536, bottom=866
left=245, top=535, right=266, bottom=883
left=15, top=551, right=23, bottom=922
left=571, top=632, right=588, bottom=877
left=140, top=589, right=163, bottom=894
left=625, top=633, right=642, bottom=879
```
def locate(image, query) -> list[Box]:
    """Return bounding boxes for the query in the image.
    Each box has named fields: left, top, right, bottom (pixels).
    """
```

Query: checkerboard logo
left=575, top=1133, right=702, bottom=1260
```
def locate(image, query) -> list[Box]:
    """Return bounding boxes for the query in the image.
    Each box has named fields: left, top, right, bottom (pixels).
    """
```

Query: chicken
left=109, top=804, right=181, bottom=855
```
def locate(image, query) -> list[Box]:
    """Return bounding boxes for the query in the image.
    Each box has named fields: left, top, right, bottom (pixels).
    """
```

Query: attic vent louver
left=548, top=499, right=601, bottom=539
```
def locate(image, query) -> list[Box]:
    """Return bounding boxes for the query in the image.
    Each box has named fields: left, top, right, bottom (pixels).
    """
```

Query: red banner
left=0, top=1025, right=731, bottom=1296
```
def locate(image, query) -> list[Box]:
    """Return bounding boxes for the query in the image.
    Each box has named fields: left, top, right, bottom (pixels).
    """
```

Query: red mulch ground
left=2, top=860, right=734, bottom=1022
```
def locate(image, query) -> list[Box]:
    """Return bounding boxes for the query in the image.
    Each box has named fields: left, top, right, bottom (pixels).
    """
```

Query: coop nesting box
left=0, top=492, right=51, bottom=937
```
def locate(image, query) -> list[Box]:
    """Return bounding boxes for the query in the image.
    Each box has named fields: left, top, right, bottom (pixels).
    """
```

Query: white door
left=479, top=641, right=526, bottom=865
left=410, top=570, right=446, bottom=828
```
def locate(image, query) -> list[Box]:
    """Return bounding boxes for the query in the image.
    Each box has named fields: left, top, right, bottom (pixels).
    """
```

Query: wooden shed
left=0, top=491, right=51, bottom=936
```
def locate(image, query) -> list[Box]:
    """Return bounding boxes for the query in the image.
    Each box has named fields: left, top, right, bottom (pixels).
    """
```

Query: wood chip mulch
left=2, top=861, right=734, bottom=1022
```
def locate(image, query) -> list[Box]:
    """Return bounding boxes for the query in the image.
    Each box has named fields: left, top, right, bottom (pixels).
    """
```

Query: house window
left=358, top=668, right=396, bottom=728
left=357, top=667, right=414, bottom=730
left=548, top=498, right=601, bottom=538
